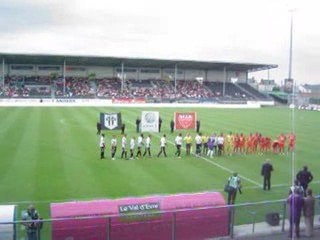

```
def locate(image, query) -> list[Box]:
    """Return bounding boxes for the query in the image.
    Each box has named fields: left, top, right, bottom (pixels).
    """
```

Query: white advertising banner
left=141, top=111, right=159, bottom=133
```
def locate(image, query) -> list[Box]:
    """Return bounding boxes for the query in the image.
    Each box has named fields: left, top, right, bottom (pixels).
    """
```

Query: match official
left=261, top=159, right=273, bottom=190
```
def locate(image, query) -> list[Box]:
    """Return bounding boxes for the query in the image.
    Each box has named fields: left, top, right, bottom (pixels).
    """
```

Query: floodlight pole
left=63, top=59, right=66, bottom=97
left=288, top=9, right=295, bottom=187
left=2, top=58, right=4, bottom=85
left=121, top=61, right=124, bottom=92
left=174, top=63, right=178, bottom=96
left=223, top=67, right=226, bottom=97
left=288, top=11, right=293, bottom=82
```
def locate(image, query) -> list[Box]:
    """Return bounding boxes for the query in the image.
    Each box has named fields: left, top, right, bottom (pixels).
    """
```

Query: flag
left=174, top=112, right=197, bottom=130
left=100, top=113, right=122, bottom=130
left=141, top=111, right=159, bottom=133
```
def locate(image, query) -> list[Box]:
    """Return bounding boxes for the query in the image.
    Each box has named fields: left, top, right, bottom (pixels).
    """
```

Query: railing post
left=172, top=212, right=176, bottom=240
left=229, top=205, right=235, bottom=238
left=107, top=216, right=111, bottom=240
left=281, top=201, right=287, bottom=232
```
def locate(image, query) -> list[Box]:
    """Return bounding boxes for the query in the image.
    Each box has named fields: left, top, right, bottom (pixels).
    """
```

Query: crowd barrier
left=0, top=98, right=268, bottom=108
left=0, top=196, right=319, bottom=240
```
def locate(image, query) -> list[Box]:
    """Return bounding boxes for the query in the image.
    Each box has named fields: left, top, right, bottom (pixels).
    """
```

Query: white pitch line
left=126, top=120, right=261, bottom=187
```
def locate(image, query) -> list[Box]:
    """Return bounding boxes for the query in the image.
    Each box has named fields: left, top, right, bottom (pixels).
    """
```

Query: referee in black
left=261, top=159, right=273, bottom=190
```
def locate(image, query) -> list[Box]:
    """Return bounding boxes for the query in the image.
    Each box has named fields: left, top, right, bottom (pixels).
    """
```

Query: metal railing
left=1, top=196, right=319, bottom=240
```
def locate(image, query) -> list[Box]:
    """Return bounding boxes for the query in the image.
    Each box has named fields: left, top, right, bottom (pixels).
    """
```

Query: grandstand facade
left=0, top=53, right=277, bottom=102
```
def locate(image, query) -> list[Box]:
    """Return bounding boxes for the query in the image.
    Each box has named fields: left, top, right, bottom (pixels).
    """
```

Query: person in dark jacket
left=196, top=120, right=200, bottom=133
left=261, top=159, right=274, bottom=190
left=96, top=122, right=101, bottom=135
left=296, top=166, right=313, bottom=194
left=136, top=117, right=141, bottom=133
left=170, top=120, right=174, bottom=133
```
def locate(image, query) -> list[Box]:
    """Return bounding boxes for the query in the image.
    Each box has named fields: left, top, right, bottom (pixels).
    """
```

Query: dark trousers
left=143, top=147, right=151, bottom=157
left=175, top=145, right=181, bottom=157
left=27, top=230, right=39, bottom=240
left=218, top=144, right=223, bottom=156
left=157, top=147, right=167, bottom=157
left=100, top=147, right=105, bottom=159
left=136, top=147, right=142, bottom=157
left=186, top=144, right=191, bottom=155
left=203, top=143, right=208, bottom=154
left=111, top=147, right=117, bottom=158
left=130, top=149, right=134, bottom=158
left=263, top=175, right=271, bottom=190
left=289, top=214, right=301, bottom=238
left=227, top=187, right=237, bottom=205
left=196, top=144, right=202, bottom=155
left=121, top=148, right=127, bottom=159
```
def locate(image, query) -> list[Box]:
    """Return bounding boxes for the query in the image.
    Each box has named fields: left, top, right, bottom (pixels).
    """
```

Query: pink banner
left=51, top=192, right=228, bottom=240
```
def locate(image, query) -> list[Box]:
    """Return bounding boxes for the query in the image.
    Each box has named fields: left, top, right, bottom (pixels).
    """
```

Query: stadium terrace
left=0, top=53, right=277, bottom=104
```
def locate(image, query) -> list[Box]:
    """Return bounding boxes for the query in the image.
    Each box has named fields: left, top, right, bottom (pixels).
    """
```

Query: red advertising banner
left=174, top=112, right=197, bottom=130
left=112, top=98, right=146, bottom=104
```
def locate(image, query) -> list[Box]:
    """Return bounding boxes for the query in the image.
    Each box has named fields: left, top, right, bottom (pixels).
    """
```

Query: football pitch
left=0, top=106, right=319, bottom=222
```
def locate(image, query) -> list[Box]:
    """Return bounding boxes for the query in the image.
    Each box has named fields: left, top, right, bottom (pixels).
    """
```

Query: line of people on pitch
left=99, top=133, right=158, bottom=160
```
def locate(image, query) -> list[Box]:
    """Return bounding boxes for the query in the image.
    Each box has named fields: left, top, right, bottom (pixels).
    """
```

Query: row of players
left=98, top=132, right=296, bottom=160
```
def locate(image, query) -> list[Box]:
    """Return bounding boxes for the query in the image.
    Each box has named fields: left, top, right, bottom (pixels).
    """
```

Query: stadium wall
left=0, top=98, right=265, bottom=108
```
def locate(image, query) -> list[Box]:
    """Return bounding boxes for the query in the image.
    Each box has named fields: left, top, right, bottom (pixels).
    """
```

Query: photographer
left=227, top=172, right=241, bottom=205
left=22, top=205, right=41, bottom=240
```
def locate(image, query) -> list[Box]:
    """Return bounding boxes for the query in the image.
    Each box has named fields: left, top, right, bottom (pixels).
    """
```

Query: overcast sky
left=0, top=0, right=319, bottom=84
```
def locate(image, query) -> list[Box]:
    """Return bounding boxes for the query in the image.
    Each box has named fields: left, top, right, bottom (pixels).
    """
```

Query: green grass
left=0, top=107, right=319, bottom=234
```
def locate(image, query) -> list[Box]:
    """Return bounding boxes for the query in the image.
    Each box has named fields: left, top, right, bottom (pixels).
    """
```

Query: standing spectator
left=96, top=121, right=101, bottom=135
left=196, top=120, right=200, bottom=133
left=143, top=134, right=152, bottom=157
left=111, top=135, right=117, bottom=160
left=296, top=166, right=313, bottom=194
left=157, top=134, right=167, bottom=157
left=261, top=159, right=273, bottom=191
left=170, top=120, right=175, bottom=133
left=227, top=172, right=241, bottom=205
left=158, top=117, right=162, bottom=132
left=121, top=123, right=126, bottom=135
left=136, top=117, right=141, bottom=133
left=175, top=133, right=183, bottom=158
left=287, top=188, right=304, bottom=239
left=99, top=134, right=105, bottom=159
left=290, top=180, right=304, bottom=197
left=22, top=205, right=41, bottom=240
left=121, top=134, right=127, bottom=159
left=184, top=133, right=192, bottom=156
left=303, top=189, right=315, bottom=237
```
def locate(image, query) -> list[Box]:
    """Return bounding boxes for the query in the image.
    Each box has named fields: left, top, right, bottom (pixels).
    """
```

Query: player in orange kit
left=287, top=132, right=296, bottom=152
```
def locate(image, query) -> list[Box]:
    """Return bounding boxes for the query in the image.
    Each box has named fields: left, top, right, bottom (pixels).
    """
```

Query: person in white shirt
left=136, top=134, right=144, bottom=158
left=195, top=133, right=202, bottom=157
left=143, top=135, right=152, bottom=157
left=99, top=134, right=105, bottom=159
left=129, top=136, right=136, bottom=159
left=121, top=134, right=127, bottom=159
left=175, top=133, right=183, bottom=158
left=157, top=134, right=167, bottom=157
left=110, top=135, right=117, bottom=160
left=217, top=133, right=224, bottom=156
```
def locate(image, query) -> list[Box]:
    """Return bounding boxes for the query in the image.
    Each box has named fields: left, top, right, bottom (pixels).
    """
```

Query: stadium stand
left=237, top=83, right=271, bottom=100
left=1, top=75, right=276, bottom=102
